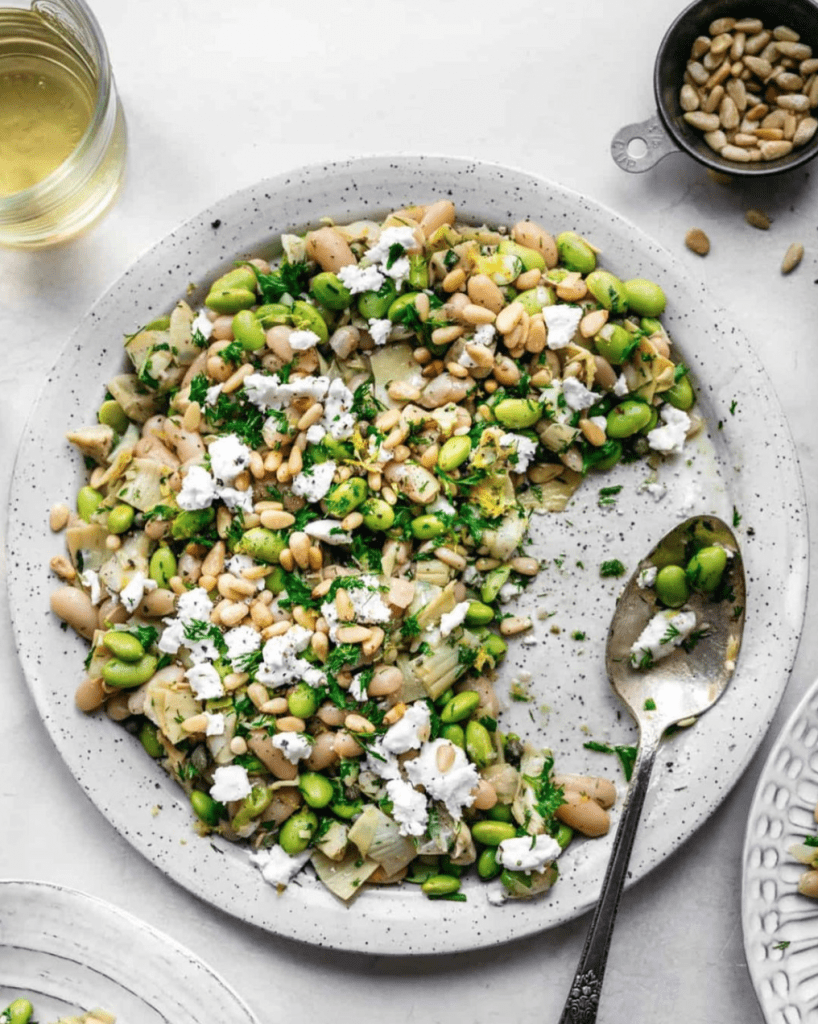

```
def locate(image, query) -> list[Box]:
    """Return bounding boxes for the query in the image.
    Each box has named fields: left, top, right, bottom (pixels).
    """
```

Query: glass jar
left=0, top=0, right=126, bottom=248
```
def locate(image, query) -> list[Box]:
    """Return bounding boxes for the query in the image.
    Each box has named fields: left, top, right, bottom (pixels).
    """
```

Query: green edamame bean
left=487, top=802, right=514, bottom=822
left=586, top=269, right=629, bottom=314
left=408, top=253, right=429, bottom=289
left=4, top=999, right=34, bottom=1024
left=279, top=809, right=318, bottom=854
left=98, top=399, right=129, bottom=433
left=410, top=514, right=445, bottom=540
left=231, top=785, right=273, bottom=831
left=498, top=238, right=546, bottom=272
left=465, top=601, right=494, bottom=626
left=516, top=284, right=555, bottom=314
left=665, top=374, right=695, bottom=411
left=310, top=271, right=353, bottom=310
left=654, top=565, right=690, bottom=608
left=299, top=772, right=335, bottom=809
left=405, top=863, right=440, bottom=884
left=215, top=266, right=258, bottom=292
left=556, top=231, right=597, bottom=274
left=107, top=503, right=135, bottom=535
left=594, top=323, right=637, bottom=365
left=555, top=823, right=574, bottom=850
left=421, top=874, right=461, bottom=897
left=288, top=682, right=319, bottom=719
left=291, top=299, right=329, bottom=343
left=440, top=690, right=481, bottom=724
left=77, top=485, right=103, bottom=522
left=586, top=439, right=622, bottom=471
left=640, top=317, right=664, bottom=335
left=640, top=406, right=659, bottom=434
left=321, top=437, right=354, bottom=461
left=205, top=287, right=256, bottom=314
left=606, top=400, right=653, bottom=439
left=239, top=527, right=286, bottom=564
left=331, top=799, right=363, bottom=820
left=493, top=398, right=542, bottom=429
left=143, top=314, right=172, bottom=331
left=149, top=546, right=177, bottom=587
left=438, top=855, right=463, bottom=878
left=440, top=724, right=465, bottom=748
left=685, top=545, right=728, bottom=593
left=477, top=847, right=503, bottom=880
left=325, top=477, right=368, bottom=517
left=190, top=789, right=222, bottom=827
left=357, top=280, right=397, bottom=319
left=171, top=507, right=215, bottom=540
left=102, top=629, right=144, bottom=662
left=239, top=756, right=266, bottom=774
left=624, top=278, right=667, bottom=317
left=232, top=309, right=266, bottom=351
left=361, top=498, right=395, bottom=531
left=265, top=565, right=287, bottom=594
left=471, top=819, right=516, bottom=846
left=481, top=566, right=511, bottom=603
left=387, top=292, right=423, bottom=322
left=255, top=302, right=292, bottom=328
left=139, top=721, right=164, bottom=758
left=438, top=435, right=472, bottom=471
left=102, top=654, right=158, bottom=689
left=481, top=633, right=508, bottom=661
left=466, top=719, right=495, bottom=768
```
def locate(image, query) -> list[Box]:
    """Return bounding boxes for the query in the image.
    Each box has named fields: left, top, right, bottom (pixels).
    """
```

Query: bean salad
left=50, top=199, right=698, bottom=903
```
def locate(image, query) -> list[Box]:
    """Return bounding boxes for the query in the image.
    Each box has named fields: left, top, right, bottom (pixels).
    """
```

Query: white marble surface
left=1, top=1, right=815, bottom=1021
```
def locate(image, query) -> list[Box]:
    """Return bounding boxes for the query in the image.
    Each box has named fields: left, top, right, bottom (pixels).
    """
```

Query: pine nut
left=362, top=626, right=385, bottom=657
left=436, top=744, right=456, bottom=773
left=500, top=615, right=533, bottom=636
left=260, top=509, right=296, bottom=529
left=580, top=309, right=608, bottom=338
left=49, top=503, right=70, bottom=531
left=221, top=602, right=250, bottom=627
left=375, top=408, right=401, bottom=431
left=182, top=713, right=208, bottom=734
left=580, top=417, right=607, bottom=446
left=436, top=547, right=467, bottom=570
left=745, top=208, right=771, bottom=228
left=297, top=403, right=324, bottom=431
left=336, top=625, right=373, bottom=643
left=335, top=588, right=354, bottom=621
left=781, top=242, right=805, bottom=273
left=508, top=555, right=539, bottom=575
left=345, top=713, right=375, bottom=734
left=230, top=736, right=248, bottom=755
left=248, top=682, right=270, bottom=709
left=461, top=303, right=496, bottom=325
left=50, top=555, right=76, bottom=581
left=369, top=665, right=404, bottom=696
left=289, top=531, right=311, bottom=569
left=680, top=83, right=700, bottom=111
left=442, top=266, right=466, bottom=292
left=279, top=548, right=295, bottom=571
left=495, top=301, right=524, bottom=334
left=251, top=601, right=275, bottom=628
left=431, top=324, right=465, bottom=346
left=414, top=293, right=430, bottom=321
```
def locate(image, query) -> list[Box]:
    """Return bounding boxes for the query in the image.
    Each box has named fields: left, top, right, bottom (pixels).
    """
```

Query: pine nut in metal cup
left=611, top=0, right=818, bottom=178
left=0, top=0, right=126, bottom=247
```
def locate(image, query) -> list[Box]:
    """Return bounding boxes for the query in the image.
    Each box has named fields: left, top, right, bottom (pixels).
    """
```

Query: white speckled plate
left=743, top=680, right=818, bottom=1023
left=0, top=880, right=259, bottom=1023
left=7, top=156, right=808, bottom=953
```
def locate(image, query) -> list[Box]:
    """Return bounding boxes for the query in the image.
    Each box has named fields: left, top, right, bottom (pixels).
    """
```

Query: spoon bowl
left=559, top=515, right=745, bottom=1024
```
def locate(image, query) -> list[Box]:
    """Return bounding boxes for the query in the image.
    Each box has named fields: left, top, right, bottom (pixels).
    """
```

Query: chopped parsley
left=773, top=940, right=790, bottom=951
left=250, top=259, right=312, bottom=304
left=143, top=504, right=178, bottom=521
left=732, top=506, right=742, bottom=528
left=523, top=753, right=566, bottom=829
left=130, top=625, right=159, bottom=650
left=583, top=741, right=638, bottom=781
left=600, top=559, right=626, bottom=578
left=729, top=399, right=738, bottom=415
left=660, top=622, right=681, bottom=645
left=189, top=372, right=210, bottom=406
left=643, top=698, right=656, bottom=711
left=598, top=485, right=623, bottom=508
left=399, top=614, right=421, bottom=640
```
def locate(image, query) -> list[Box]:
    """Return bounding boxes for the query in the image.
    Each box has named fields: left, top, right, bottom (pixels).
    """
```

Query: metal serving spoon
left=558, top=515, right=746, bottom=1024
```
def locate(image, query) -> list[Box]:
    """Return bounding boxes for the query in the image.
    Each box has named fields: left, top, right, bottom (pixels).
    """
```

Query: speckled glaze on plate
left=8, top=156, right=808, bottom=953
left=743, top=680, right=818, bottom=1023
left=0, top=880, right=259, bottom=1022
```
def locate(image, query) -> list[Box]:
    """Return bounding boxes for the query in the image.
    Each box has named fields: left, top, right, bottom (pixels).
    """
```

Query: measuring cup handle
left=610, top=112, right=677, bottom=173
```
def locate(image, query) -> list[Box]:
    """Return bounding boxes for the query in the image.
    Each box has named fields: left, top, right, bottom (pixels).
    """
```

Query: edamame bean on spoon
left=558, top=515, right=745, bottom=1024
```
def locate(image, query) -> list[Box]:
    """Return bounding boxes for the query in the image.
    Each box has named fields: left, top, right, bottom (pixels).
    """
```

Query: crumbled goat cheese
left=205, top=382, right=223, bottom=406
left=288, top=329, right=321, bottom=351
left=613, top=373, right=630, bottom=397
left=382, top=702, right=431, bottom=755
left=209, top=434, right=251, bottom=484
left=499, top=432, right=538, bottom=473
left=386, top=778, right=429, bottom=837
left=349, top=673, right=369, bottom=702
left=176, top=588, right=215, bottom=623
left=256, top=624, right=323, bottom=687
left=337, top=263, right=385, bottom=294
left=177, top=465, right=219, bottom=510
left=80, top=569, right=103, bottom=606
left=590, top=415, right=607, bottom=435
left=217, top=486, right=254, bottom=513
left=225, top=554, right=265, bottom=591
left=347, top=576, right=392, bottom=624
left=291, top=461, right=337, bottom=503
left=497, top=834, right=561, bottom=873
left=644, top=481, right=667, bottom=502
left=439, top=601, right=470, bottom=639
left=272, top=732, right=312, bottom=763
left=638, top=566, right=658, bottom=588
left=630, top=609, right=698, bottom=667
left=562, top=376, right=598, bottom=412
left=304, top=519, right=352, bottom=546
left=368, top=318, right=393, bottom=346
left=191, top=308, right=213, bottom=340
left=404, top=739, right=479, bottom=819
left=223, top=625, right=262, bottom=662
left=119, top=572, right=157, bottom=613
left=204, top=712, right=226, bottom=737
left=185, top=662, right=225, bottom=699
left=250, top=845, right=311, bottom=888
left=647, top=405, right=691, bottom=455
left=210, top=764, right=251, bottom=803
left=544, top=304, right=583, bottom=349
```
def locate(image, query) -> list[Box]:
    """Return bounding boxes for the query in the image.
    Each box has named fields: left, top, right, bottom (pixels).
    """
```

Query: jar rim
left=0, top=0, right=114, bottom=211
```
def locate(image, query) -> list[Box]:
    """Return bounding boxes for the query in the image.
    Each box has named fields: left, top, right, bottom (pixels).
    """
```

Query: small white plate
left=0, top=879, right=259, bottom=1023
left=743, top=680, right=818, bottom=1023
left=8, top=155, right=809, bottom=953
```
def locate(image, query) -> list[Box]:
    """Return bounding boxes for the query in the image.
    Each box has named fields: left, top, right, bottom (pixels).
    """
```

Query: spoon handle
left=557, top=729, right=662, bottom=1024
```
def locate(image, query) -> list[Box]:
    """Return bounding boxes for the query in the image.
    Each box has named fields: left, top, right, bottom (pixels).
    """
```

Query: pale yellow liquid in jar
left=0, top=9, right=95, bottom=197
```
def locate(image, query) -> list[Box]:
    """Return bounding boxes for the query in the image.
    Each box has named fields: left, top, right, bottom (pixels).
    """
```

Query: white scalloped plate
left=8, top=155, right=809, bottom=953
left=0, top=880, right=259, bottom=1023
left=743, top=680, right=818, bottom=1023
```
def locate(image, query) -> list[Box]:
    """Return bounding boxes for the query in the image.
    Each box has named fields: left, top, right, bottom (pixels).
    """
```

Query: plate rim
left=8, top=153, right=810, bottom=954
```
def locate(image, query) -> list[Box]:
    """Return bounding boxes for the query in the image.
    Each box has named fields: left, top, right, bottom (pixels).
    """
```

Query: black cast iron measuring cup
left=611, top=0, right=818, bottom=176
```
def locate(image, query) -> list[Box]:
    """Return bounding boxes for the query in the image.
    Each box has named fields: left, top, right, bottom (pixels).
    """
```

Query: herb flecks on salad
left=50, top=201, right=698, bottom=904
